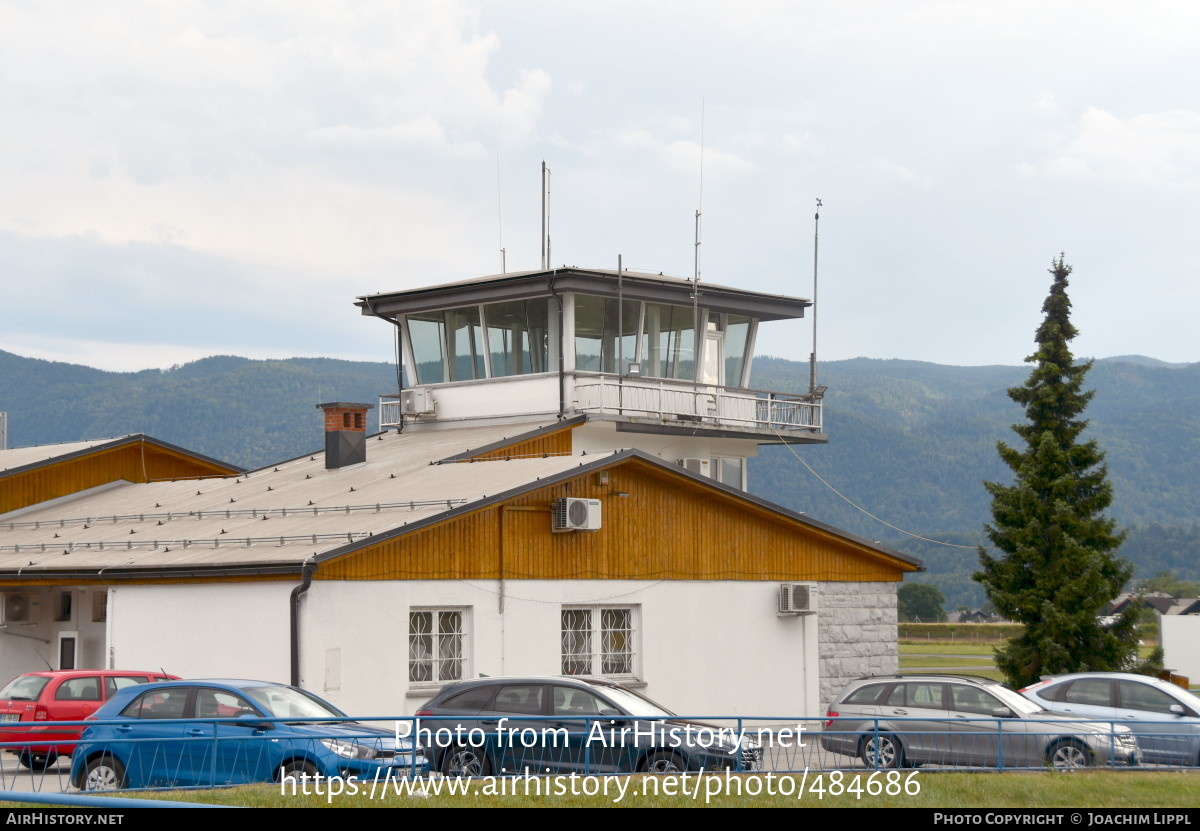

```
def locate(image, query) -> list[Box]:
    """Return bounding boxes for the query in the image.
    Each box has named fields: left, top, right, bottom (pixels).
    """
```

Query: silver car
left=821, top=674, right=1141, bottom=770
left=1021, top=672, right=1200, bottom=767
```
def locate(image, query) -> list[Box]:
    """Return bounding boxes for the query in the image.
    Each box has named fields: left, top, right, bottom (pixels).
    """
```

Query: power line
left=771, top=427, right=990, bottom=550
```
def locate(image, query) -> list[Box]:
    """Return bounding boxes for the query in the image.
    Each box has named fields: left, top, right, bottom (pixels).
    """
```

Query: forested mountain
left=3, top=349, right=1198, bottom=606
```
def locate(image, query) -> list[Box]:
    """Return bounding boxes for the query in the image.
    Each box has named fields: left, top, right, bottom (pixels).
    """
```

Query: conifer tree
left=975, top=255, right=1137, bottom=688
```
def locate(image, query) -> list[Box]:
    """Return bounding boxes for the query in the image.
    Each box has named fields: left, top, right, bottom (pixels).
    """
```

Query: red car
left=0, top=670, right=178, bottom=769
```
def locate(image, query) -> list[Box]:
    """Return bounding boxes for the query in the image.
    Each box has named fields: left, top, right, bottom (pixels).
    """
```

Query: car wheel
left=642, top=750, right=687, bottom=774
left=81, top=756, right=126, bottom=791
left=18, top=751, right=58, bottom=771
left=279, top=759, right=320, bottom=782
left=441, top=744, right=491, bottom=778
left=1046, top=740, right=1094, bottom=770
left=859, top=734, right=903, bottom=769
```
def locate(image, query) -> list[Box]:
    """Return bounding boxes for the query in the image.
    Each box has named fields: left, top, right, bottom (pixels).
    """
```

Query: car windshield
left=0, top=676, right=50, bottom=701
left=988, top=684, right=1045, bottom=715
left=596, top=686, right=675, bottom=718
left=243, top=686, right=347, bottom=723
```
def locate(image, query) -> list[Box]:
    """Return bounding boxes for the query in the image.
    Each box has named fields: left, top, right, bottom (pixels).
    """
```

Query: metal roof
left=0, top=435, right=243, bottom=479
left=0, top=418, right=919, bottom=579
left=357, top=267, right=811, bottom=321
left=0, top=421, right=595, bottom=576
left=0, top=437, right=137, bottom=474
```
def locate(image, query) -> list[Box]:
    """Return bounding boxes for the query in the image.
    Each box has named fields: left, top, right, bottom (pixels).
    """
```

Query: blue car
left=70, top=679, right=427, bottom=790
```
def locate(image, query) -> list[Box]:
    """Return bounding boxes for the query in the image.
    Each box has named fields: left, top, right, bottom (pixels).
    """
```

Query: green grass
left=899, top=642, right=996, bottom=657
left=899, top=656, right=994, bottom=668
left=33, top=771, right=1200, bottom=808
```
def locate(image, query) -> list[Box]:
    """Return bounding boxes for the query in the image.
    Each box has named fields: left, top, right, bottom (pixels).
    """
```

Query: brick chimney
left=316, top=402, right=374, bottom=469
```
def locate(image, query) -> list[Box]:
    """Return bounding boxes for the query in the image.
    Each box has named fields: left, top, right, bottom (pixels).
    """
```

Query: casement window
left=408, top=608, right=469, bottom=685
left=561, top=606, right=638, bottom=679
left=712, top=456, right=745, bottom=489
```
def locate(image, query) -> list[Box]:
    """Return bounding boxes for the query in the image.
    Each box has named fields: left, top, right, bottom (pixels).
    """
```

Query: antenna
left=694, top=99, right=705, bottom=284
left=497, top=151, right=506, bottom=274
left=692, top=101, right=704, bottom=388
left=809, top=198, right=822, bottom=395
left=540, top=161, right=552, bottom=270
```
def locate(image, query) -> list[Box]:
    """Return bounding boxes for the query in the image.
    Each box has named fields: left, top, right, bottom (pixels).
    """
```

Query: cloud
left=0, top=1, right=551, bottom=261
left=867, top=158, right=934, bottom=189
left=609, top=128, right=756, bottom=178
left=1026, top=107, right=1200, bottom=189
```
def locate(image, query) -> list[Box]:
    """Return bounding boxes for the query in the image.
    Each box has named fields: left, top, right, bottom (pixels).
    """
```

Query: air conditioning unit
left=677, top=458, right=711, bottom=478
left=399, top=389, right=436, bottom=416
left=778, top=583, right=818, bottom=615
left=1, top=593, right=32, bottom=623
left=552, top=498, right=602, bottom=532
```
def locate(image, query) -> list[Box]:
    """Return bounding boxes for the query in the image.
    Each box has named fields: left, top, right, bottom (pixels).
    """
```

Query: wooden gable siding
left=318, top=458, right=915, bottom=582
left=465, top=426, right=575, bottom=461
left=0, top=441, right=238, bottom=515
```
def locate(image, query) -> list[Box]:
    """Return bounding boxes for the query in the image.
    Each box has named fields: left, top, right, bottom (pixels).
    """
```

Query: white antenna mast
left=809, top=198, right=822, bottom=395
left=694, top=99, right=705, bottom=285
left=496, top=151, right=506, bottom=273
left=692, top=101, right=705, bottom=387
left=540, top=161, right=552, bottom=270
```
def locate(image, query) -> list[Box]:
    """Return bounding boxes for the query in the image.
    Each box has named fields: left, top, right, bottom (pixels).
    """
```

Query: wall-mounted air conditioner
left=1, top=593, right=32, bottom=623
left=778, top=583, right=818, bottom=615
left=552, top=498, right=602, bottom=532
left=677, top=458, right=711, bottom=478
left=400, top=389, right=436, bottom=416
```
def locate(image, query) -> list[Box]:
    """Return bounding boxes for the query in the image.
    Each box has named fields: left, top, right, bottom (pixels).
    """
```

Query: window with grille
left=561, top=606, right=638, bottom=679
left=409, top=609, right=469, bottom=685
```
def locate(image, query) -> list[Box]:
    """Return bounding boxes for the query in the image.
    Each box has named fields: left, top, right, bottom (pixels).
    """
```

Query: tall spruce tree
left=975, top=255, right=1137, bottom=688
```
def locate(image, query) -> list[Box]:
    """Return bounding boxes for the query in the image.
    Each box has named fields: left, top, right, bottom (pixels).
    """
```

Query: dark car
left=821, top=674, right=1141, bottom=770
left=70, top=679, right=427, bottom=790
left=416, top=675, right=759, bottom=776
left=0, top=670, right=178, bottom=770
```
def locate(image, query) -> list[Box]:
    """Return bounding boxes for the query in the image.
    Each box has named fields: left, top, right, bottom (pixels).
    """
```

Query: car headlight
left=321, top=738, right=378, bottom=760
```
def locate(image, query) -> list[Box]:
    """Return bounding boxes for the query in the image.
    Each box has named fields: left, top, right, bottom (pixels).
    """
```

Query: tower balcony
left=378, top=370, right=823, bottom=442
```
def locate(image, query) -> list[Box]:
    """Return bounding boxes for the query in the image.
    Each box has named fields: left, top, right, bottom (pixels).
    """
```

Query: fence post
left=584, top=718, right=591, bottom=776
left=996, top=718, right=1004, bottom=771
left=736, top=717, right=744, bottom=773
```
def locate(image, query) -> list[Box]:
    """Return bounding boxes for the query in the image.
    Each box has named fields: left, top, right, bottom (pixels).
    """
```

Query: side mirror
left=226, top=713, right=274, bottom=731
left=1170, top=704, right=1185, bottom=717
left=991, top=707, right=1015, bottom=719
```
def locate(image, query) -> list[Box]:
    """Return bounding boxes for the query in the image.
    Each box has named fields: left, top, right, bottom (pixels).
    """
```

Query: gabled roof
left=0, top=435, right=238, bottom=479
left=0, top=419, right=920, bottom=582
left=0, top=434, right=243, bottom=517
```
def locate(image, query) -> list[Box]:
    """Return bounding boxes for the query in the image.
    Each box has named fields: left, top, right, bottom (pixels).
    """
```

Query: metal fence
left=0, top=712, right=1193, bottom=795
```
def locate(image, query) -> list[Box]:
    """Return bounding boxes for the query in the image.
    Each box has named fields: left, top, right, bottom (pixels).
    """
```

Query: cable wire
left=771, top=427, right=989, bottom=550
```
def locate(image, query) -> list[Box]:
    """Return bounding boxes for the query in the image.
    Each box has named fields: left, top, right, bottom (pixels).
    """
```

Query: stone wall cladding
left=818, top=581, right=899, bottom=712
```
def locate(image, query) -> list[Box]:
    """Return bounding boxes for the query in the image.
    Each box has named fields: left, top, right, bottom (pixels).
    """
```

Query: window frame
left=407, top=607, right=471, bottom=689
left=560, top=605, right=640, bottom=681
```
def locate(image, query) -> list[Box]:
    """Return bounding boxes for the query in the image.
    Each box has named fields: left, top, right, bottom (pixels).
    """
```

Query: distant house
left=1155, top=597, right=1200, bottom=683
left=0, top=268, right=922, bottom=715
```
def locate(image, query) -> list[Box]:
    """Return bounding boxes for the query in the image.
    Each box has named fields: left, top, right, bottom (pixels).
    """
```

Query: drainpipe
left=290, top=561, right=315, bottom=687
left=547, top=271, right=566, bottom=419
left=365, top=297, right=406, bottom=433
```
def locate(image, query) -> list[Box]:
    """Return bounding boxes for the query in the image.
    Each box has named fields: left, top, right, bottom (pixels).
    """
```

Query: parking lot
left=0, top=752, right=74, bottom=794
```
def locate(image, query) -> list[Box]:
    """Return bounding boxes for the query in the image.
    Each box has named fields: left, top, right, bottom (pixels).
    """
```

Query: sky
left=1, top=1, right=1198, bottom=372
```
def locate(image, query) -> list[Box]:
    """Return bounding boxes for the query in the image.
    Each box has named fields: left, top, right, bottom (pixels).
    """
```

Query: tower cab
left=358, top=267, right=825, bottom=490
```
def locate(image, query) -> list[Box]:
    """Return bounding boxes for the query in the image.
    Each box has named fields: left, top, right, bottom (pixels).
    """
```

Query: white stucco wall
left=300, top=580, right=819, bottom=719
left=1160, top=615, right=1200, bottom=681
left=98, top=578, right=898, bottom=721
left=107, top=583, right=292, bottom=682
left=570, top=420, right=759, bottom=463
